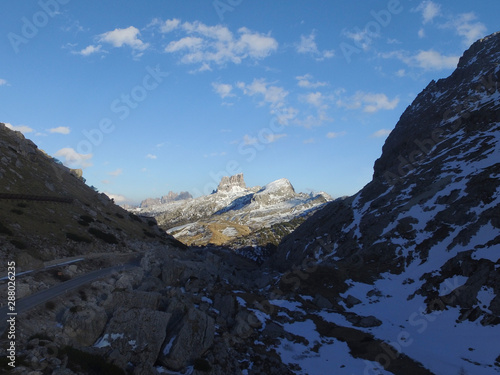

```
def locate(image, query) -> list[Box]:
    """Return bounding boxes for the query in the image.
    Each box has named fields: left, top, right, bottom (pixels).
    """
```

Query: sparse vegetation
left=88, top=227, right=119, bottom=244
left=66, top=232, right=92, bottom=243
left=10, top=208, right=23, bottom=215
left=128, top=212, right=142, bottom=222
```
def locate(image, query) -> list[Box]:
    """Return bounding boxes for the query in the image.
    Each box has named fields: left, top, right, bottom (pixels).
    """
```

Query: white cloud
left=212, top=82, right=234, bottom=98
left=441, top=13, right=487, bottom=46
left=0, top=79, right=8, bottom=86
left=326, top=131, right=346, bottom=139
left=296, top=31, right=334, bottom=60
left=55, top=147, right=93, bottom=169
left=413, top=50, right=459, bottom=70
left=381, top=49, right=459, bottom=71
left=415, top=1, right=441, bottom=24
left=337, top=92, right=399, bottom=113
left=303, top=138, right=315, bottom=144
left=418, top=28, right=425, bottom=38
left=274, top=106, right=299, bottom=126
left=98, top=26, right=149, bottom=51
left=296, top=74, right=328, bottom=89
left=396, top=69, right=406, bottom=77
left=164, top=21, right=278, bottom=69
left=371, top=129, right=392, bottom=138
left=48, top=126, right=70, bottom=134
left=104, top=192, right=127, bottom=203
left=160, top=18, right=181, bottom=33
left=4, top=123, right=34, bottom=134
left=165, top=36, right=204, bottom=53
left=302, top=92, right=327, bottom=108
left=76, top=44, right=102, bottom=56
left=264, top=133, right=287, bottom=143
left=146, top=154, right=157, bottom=159
left=343, top=28, right=375, bottom=51
left=238, top=78, right=288, bottom=109
left=108, top=168, right=123, bottom=177
left=237, top=27, right=279, bottom=59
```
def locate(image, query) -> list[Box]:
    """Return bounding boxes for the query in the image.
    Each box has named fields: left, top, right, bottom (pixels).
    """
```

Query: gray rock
left=97, top=308, right=171, bottom=368
left=62, top=304, right=108, bottom=346
left=160, top=307, right=215, bottom=371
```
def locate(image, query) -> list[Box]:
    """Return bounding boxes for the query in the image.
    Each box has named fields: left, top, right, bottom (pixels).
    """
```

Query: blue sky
left=1, top=0, right=498, bottom=203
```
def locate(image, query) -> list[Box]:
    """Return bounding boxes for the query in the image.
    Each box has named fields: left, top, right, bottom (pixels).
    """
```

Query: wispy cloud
left=371, top=129, right=392, bottom=138
left=381, top=49, right=459, bottom=71
left=108, top=168, right=123, bottom=177
left=440, top=12, right=487, bottom=46
left=48, top=126, right=70, bottom=134
left=146, top=154, right=157, bottom=159
left=337, top=92, right=399, bottom=113
left=414, top=1, right=441, bottom=24
left=264, top=133, right=287, bottom=143
left=163, top=20, right=278, bottom=69
left=237, top=78, right=288, bottom=110
left=5, top=123, right=33, bottom=134
left=296, top=31, right=334, bottom=60
left=296, top=74, right=328, bottom=89
left=98, top=26, right=149, bottom=51
left=326, top=131, right=346, bottom=139
left=159, top=18, right=181, bottom=33
left=0, top=79, right=8, bottom=86
left=74, top=44, right=103, bottom=56
left=104, top=192, right=127, bottom=203
left=55, top=147, right=93, bottom=169
left=212, top=82, right=234, bottom=98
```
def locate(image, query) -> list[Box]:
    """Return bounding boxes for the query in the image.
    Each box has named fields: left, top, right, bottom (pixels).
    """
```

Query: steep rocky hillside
left=134, top=173, right=332, bottom=249
left=272, top=31, right=500, bottom=374
left=0, top=123, right=181, bottom=272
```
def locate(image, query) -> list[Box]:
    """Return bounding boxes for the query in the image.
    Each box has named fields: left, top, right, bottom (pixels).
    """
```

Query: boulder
left=95, top=308, right=171, bottom=369
left=160, top=307, right=215, bottom=371
left=62, top=304, right=108, bottom=346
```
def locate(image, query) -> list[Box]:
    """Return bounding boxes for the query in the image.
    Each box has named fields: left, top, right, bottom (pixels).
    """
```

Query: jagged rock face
left=273, top=32, right=500, bottom=374
left=216, top=173, right=246, bottom=192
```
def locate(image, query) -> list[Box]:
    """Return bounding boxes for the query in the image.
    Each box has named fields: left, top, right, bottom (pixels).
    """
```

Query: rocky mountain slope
left=271, top=31, right=500, bottom=374
left=133, top=173, right=332, bottom=249
left=0, top=123, right=181, bottom=273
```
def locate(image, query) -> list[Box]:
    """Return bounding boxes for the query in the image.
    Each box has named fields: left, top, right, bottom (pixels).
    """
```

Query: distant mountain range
left=131, top=173, right=332, bottom=251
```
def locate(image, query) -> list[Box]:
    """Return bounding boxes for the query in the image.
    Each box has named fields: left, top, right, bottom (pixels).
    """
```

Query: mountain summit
left=216, top=173, right=247, bottom=193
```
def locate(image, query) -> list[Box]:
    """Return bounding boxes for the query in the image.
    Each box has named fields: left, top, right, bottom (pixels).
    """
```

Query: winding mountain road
left=0, top=263, right=137, bottom=336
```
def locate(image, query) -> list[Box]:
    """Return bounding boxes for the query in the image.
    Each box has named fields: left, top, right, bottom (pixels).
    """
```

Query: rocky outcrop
left=216, top=173, right=246, bottom=193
